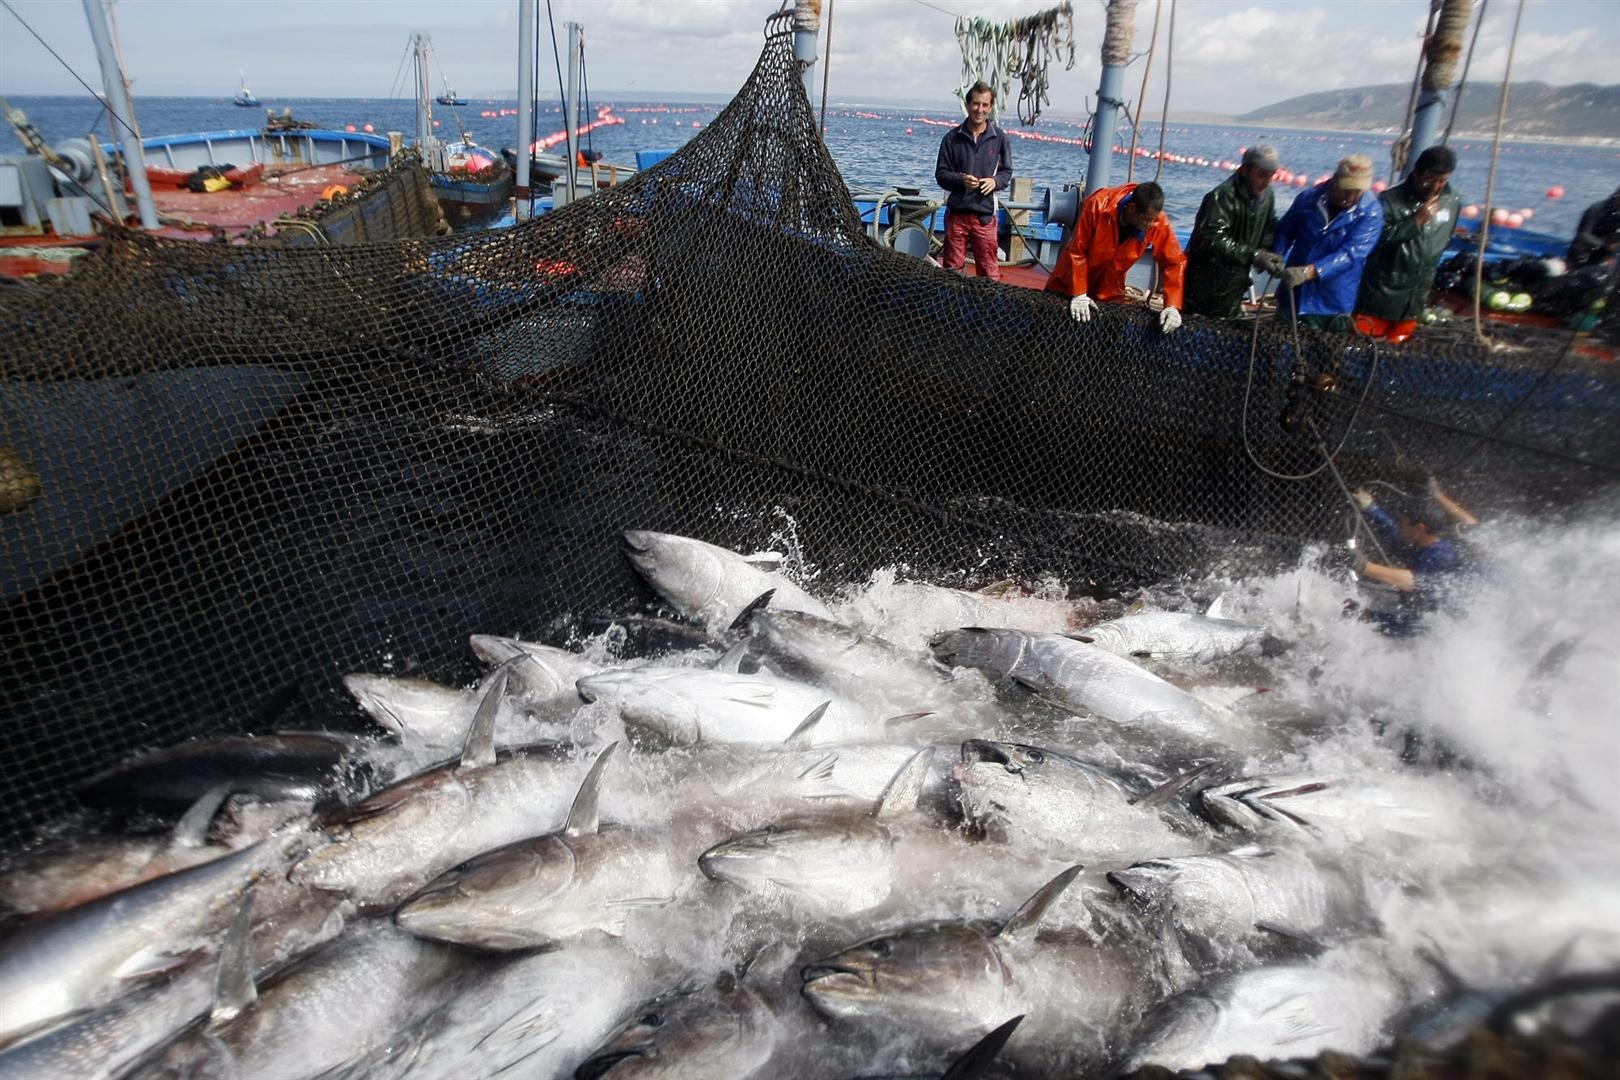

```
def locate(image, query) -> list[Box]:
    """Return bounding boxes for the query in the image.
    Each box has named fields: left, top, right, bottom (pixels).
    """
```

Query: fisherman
left=934, top=80, right=1013, bottom=282
left=1045, top=180, right=1186, bottom=334
left=1348, top=475, right=1478, bottom=635
left=1354, top=145, right=1463, bottom=343
left=1183, top=145, right=1285, bottom=320
left=1271, top=154, right=1383, bottom=332
left=1567, top=184, right=1620, bottom=269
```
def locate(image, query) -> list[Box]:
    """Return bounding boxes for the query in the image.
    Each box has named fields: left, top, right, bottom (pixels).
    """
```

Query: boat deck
left=140, top=162, right=380, bottom=240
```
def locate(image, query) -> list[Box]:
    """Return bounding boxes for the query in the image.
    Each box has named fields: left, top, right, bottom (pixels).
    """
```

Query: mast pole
left=80, top=0, right=157, bottom=229
left=1406, top=0, right=1474, bottom=175
left=563, top=22, right=582, bottom=205
left=415, top=34, right=438, bottom=170
left=515, top=0, right=535, bottom=219
left=1084, top=0, right=1136, bottom=197
left=793, top=0, right=822, bottom=102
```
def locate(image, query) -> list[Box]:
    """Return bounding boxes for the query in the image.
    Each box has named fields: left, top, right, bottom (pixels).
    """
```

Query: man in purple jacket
left=1272, top=154, right=1384, bottom=332
left=934, top=81, right=1012, bottom=282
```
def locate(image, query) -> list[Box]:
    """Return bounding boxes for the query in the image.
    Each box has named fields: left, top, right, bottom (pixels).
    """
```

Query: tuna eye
left=763, top=824, right=781, bottom=835
left=639, top=1012, right=663, bottom=1028
left=866, top=940, right=892, bottom=957
left=1026, top=750, right=1045, bottom=764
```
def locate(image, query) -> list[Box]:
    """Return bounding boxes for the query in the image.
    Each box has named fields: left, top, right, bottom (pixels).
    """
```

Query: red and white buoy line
left=906, top=117, right=1556, bottom=228
left=527, top=105, right=627, bottom=154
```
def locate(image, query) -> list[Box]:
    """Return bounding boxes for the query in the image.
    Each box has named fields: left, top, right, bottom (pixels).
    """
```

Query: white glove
left=1159, top=306, right=1182, bottom=334
left=1351, top=487, right=1374, bottom=511
left=1068, top=294, right=1097, bottom=322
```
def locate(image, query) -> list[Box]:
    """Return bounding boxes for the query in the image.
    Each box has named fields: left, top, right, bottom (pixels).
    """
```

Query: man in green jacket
left=1183, top=145, right=1285, bottom=320
left=1354, top=145, right=1462, bottom=343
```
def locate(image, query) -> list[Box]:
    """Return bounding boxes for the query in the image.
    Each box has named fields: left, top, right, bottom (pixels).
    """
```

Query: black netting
left=2, top=25, right=1617, bottom=850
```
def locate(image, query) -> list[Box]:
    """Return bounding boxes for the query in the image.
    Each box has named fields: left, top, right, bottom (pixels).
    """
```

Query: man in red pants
left=934, top=80, right=1012, bottom=281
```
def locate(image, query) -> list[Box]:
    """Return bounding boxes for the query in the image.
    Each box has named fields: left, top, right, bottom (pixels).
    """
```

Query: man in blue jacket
left=934, top=81, right=1013, bottom=281
left=1272, top=154, right=1384, bottom=331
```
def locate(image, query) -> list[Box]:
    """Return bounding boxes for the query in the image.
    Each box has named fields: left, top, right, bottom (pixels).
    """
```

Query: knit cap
left=1333, top=154, right=1374, bottom=191
left=1241, top=145, right=1279, bottom=171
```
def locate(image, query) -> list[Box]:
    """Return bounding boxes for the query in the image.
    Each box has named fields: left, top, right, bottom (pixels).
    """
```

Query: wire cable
left=0, top=0, right=141, bottom=142
left=1470, top=0, right=1524, bottom=346
left=1151, top=0, right=1174, bottom=183
left=819, top=0, right=835, bottom=135
left=1125, top=0, right=1162, bottom=184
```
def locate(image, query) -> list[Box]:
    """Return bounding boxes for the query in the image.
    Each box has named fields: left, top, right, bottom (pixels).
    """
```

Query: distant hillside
left=1238, top=81, right=1620, bottom=140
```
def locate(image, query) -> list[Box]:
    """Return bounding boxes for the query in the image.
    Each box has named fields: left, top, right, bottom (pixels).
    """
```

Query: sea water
left=6, top=93, right=1614, bottom=241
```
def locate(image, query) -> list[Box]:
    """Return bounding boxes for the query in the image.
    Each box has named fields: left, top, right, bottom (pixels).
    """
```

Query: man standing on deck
left=1044, top=180, right=1186, bottom=334
left=1354, top=146, right=1463, bottom=343
left=1271, top=154, right=1383, bottom=332
left=1184, top=145, right=1285, bottom=320
left=1567, top=185, right=1620, bottom=269
left=934, top=81, right=1013, bottom=282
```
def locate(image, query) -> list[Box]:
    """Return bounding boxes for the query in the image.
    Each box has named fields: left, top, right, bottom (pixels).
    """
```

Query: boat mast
left=562, top=22, right=582, bottom=206
left=81, top=0, right=157, bottom=228
left=1405, top=0, right=1474, bottom=176
left=793, top=0, right=821, bottom=101
left=1084, top=0, right=1136, bottom=197
left=413, top=33, right=440, bottom=171
left=515, top=0, right=535, bottom=220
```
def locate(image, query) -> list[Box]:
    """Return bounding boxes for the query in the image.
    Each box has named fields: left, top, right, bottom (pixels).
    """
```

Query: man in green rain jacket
left=1354, top=145, right=1462, bottom=342
left=1184, top=145, right=1285, bottom=319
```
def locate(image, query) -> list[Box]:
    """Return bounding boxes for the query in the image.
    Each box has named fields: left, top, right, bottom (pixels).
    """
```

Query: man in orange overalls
left=1043, top=180, right=1187, bottom=333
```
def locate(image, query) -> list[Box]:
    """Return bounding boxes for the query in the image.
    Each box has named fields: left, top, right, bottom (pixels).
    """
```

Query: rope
left=1442, top=0, right=1487, bottom=144
left=1308, top=417, right=1394, bottom=565
left=1101, top=0, right=1137, bottom=66
left=1151, top=0, right=1174, bottom=183
left=819, top=0, right=835, bottom=135
left=1125, top=0, right=1162, bottom=184
left=954, top=17, right=1015, bottom=118
left=1470, top=0, right=1524, bottom=346
left=1008, top=4, right=1075, bottom=127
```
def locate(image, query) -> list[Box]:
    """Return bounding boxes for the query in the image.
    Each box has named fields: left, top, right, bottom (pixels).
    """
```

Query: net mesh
left=2, top=21, right=1617, bottom=850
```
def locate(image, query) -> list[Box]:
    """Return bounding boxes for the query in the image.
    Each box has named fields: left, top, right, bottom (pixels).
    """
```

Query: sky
left=2, top=0, right=1617, bottom=117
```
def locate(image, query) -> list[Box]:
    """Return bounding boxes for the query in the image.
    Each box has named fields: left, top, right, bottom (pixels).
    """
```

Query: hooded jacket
left=1355, top=178, right=1462, bottom=322
left=1273, top=181, right=1384, bottom=317
left=1184, top=172, right=1277, bottom=319
left=1043, top=183, right=1186, bottom=308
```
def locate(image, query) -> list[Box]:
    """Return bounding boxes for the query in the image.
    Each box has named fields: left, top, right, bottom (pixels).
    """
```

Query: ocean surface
left=7, top=93, right=1615, bottom=243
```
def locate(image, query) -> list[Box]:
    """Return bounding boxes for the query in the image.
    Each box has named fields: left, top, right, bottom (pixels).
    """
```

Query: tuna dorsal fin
left=941, top=1015, right=1023, bottom=1080
left=881, top=710, right=934, bottom=730
left=173, top=783, right=233, bottom=849
left=210, top=892, right=257, bottom=1025
left=741, top=551, right=784, bottom=571
left=727, top=589, right=775, bottom=632
left=713, top=641, right=751, bottom=673
left=1205, top=592, right=1230, bottom=619
left=873, top=747, right=933, bottom=821
left=1130, top=763, right=1214, bottom=809
left=1415, top=943, right=1469, bottom=996
left=460, top=665, right=510, bottom=770
left=976, top=578, right=1020, bottom=597
left=1127, top=597, right=1146, bottom=615
left=998, top=865, right=1082, bottom=940
left=564, top=742, right=619, bottom=836
left=783, top=702, right=830, bottom=748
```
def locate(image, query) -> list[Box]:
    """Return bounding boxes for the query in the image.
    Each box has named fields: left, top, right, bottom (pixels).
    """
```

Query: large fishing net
left=2, top=17, right=1617, bottom=851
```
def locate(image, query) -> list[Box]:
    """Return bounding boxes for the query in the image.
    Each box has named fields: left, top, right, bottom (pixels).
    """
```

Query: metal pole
left=563, top=22, right=582, bottom=205
left=515, top=0, right=535, bottom=219
left=793, top=0, right=822, bottom=103
left=1407, top=0, right=1474, bottom=175
left=1084, top=0, right=1136, bottom=198
left=80, top=0, right=157, bottom=229
left=415, top=34, right=437, bottom=171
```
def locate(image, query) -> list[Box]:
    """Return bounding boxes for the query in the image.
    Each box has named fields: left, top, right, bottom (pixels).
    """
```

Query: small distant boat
left=436, top=88, right=466, bottom=107
left=233, top=71, right=259, bottom=108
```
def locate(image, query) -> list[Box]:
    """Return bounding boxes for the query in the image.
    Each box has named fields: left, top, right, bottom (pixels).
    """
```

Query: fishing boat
left=232, top=72, right=260, bottom=108
left=436, top=87, right=467, bottom=107
left=409, top=33, right=513, bottom=224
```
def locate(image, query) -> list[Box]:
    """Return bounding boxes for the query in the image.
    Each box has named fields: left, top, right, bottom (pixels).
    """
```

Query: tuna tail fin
left=873, top=747, right=932, bottom=821
left=713, top=640, right=752, bottom=674
left=210, top=892, right=258, bottom=1025
left=173, top=783, right=234, bottom=849
left=1130, top=763, right=1214, bottom=809
left=783, top=702, right=830, bottom=748
left=563, top=742, right=619, bottom=836
left=727, top=589, right=775, bottom=633
left=1204, top=592, right=1230, bottom=619
left=941, top=1015, right=1023, bottom=1080
left=741, top=551, right=785, bottom=571
left=460, top=664, right=511, bottom=769
left=998, top=865, right=1082, bottom=941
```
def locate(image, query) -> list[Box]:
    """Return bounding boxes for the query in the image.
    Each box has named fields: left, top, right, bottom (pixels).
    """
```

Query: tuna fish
left=622, top=529, right=833, bottom=629
left=1076, top=596, right=1269, bottom=664
left=574, top=968, right=784, bottom=1080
